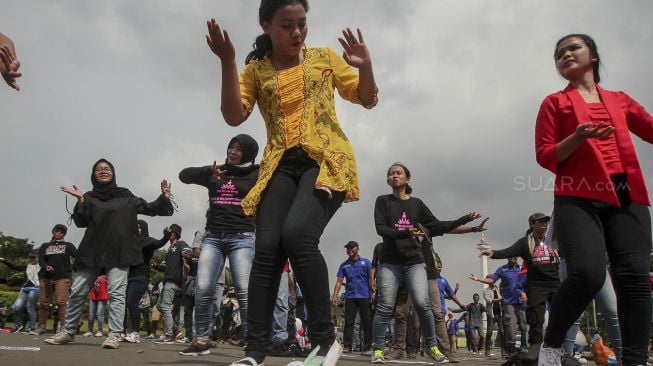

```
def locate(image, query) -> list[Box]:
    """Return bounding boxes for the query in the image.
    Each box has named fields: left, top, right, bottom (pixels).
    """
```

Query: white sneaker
left=538, top=345, right=563, bottom=366
left=124, top=332, right=140, bottom=344
left=573, top=353, right=587, bottom=364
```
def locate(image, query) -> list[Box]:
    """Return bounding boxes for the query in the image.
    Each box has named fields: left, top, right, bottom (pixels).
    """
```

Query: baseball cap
left=344, top=240, right=358, bottom=248
left=528, top=212, right=550, bottom=224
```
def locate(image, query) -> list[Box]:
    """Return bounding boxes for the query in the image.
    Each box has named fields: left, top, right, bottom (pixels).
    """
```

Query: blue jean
left=157, top=281, right=181, bottom=337
left=12, top=286, right=40, bottom=326
left=88, top=300, right=107, bottom=332
left=272, top=271, right=290, bottom=342
left=193, top=231, right=254, bottom=341
left=559, top=259, right=622, bottom=360
left=372, top=263, right=436, bottom=350
left=64, top=267, right=128, bottom=336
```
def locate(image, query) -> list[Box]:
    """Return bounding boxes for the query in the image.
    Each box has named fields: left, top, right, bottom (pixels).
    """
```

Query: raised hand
left=0, top=45, right=21, bottom=91
left=206, top=18, right=236, bottom=62
left=338, top=28, right=371, bottom=69
left=211, top=160, right=226, bottom=180
left=468, top=273, right=480, bottom=281
left=60, top=185, right=83, bottom=200
left=161, top=180, right=171, bottom=199
left=476, top=217, right=490, bottom=232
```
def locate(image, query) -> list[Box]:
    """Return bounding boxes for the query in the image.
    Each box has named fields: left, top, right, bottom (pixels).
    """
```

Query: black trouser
left=544, top=191, right=651, bottom=365
left=139, top=307, right=151, bottom=334
left=183, top=293, right=195, bottom=339
left=126, top=276, right=149, bottom=333
left=245, top=150, right=344, bottom=363
left=485, top=312, right=494, bottom=352
left=343, top=297, right=372, bottom=350
left=525, top=285, right=557, bottom=346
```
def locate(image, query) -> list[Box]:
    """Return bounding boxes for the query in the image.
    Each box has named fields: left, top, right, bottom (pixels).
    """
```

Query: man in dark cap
left=32, top=224, right=77, bottom=335
left=331, top=241, right=373, bottom=354
left=152, top=224, right=189, bottom=343
left=478, top=212, right=559, bottom=361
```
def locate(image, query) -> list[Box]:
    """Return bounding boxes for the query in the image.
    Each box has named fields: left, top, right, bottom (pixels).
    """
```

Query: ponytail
left=245, top=33, right=273, bottom=64
left=405, top=184, right=413, bottom=195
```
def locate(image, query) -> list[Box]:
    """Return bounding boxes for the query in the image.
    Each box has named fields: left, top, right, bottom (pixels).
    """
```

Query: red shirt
left=90, top=275, right=108, bottom=301
left=535, top=84, right=653, bottom=207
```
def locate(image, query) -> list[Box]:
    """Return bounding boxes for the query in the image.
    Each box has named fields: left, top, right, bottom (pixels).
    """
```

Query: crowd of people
left=2, top=0, right=653, bottom=365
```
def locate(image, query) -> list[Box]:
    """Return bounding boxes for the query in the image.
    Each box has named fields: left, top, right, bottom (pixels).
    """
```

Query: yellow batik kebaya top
left=238, top=46, right=378, bottom=216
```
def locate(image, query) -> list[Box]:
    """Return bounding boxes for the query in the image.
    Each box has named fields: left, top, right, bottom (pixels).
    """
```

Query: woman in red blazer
left=535, top=34, right=653, bottom=366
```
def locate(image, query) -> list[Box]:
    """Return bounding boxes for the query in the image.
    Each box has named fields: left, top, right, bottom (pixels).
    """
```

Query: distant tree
left=0, top=231, right=35, bottom=287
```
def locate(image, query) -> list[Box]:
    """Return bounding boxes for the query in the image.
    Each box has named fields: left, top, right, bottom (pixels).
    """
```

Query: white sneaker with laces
left=538, top=345, right=563, bottom=366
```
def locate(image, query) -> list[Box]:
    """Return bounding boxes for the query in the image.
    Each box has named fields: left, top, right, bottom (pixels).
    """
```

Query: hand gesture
left=46, top=265, right=54, bottom=272
left=454, top=282, right=460, bottom=291
left=338, top=28, right=371, bottom=69
left=331, top=295, right=338, bottom=306
left=468, top=273, right=480, bottom=282
left=211, top=161, right=226, bottom=180
left=149, top=259, right=157, bottom=268
left=409, top=227, right=425, bottom=238
left=475, top=217, right=490, bottom=232
left=0, top=45, right=21, bottom=91
left=60, top=185, right=84, bottom=200
left=161, top=180, right=171, bottom=199
left=574, top=122, right=614, bottom=140
left=206, top=18, right=236, bottom=62
left=468, top=212, right=482, bottom=221
left=521, top=292, right=528, bottom=304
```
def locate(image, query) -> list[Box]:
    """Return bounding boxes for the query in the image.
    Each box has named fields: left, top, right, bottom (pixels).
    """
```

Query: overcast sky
left=2, top=0, right=653, bottom=303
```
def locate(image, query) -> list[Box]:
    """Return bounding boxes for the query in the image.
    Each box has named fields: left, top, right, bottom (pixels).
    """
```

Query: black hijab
left=87, top=158, right=135, bottom=201
left=220, top=134, right=260, bottom=175
left=137, top=219, right=149, bottom=238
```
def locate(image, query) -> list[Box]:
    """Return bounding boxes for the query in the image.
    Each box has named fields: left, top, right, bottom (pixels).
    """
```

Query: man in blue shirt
left=469, top=257, right=523, bottom=355
left=331, top=241, right=373, bottom=354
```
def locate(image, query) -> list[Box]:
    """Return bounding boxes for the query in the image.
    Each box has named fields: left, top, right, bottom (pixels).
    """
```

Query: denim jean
left=271, top=271, right=290, bottom=342
left=372, top=263, right=436, bottom=350
left=64, top=267, right=128, bottom=336
left=244, top=152, right=344, bottom=363
left=157, top=281, right=181, bottom=337
left=126, top=276, right=149, bottom=333
left=88, top=300, right=107, bottom=332
left=559, top=259, right=622, bottom=360
left=193, top=231, right=254, bottom=341
left=12, top=286, right=39, bottom=327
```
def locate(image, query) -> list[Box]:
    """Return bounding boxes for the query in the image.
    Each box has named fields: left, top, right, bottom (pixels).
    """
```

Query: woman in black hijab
left=46, top=158, right=174, bottom=349
left=178, top=134, right=259, bottom=356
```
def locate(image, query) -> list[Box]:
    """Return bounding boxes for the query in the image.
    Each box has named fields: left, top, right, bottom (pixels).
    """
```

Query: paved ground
left=0, top=332, right=514, bottom=366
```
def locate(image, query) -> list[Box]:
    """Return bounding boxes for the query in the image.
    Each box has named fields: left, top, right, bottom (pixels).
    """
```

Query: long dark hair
left=245, top=0, right=309, bottom=64
left=387, top=162, right=413, bottom=194
left=555, top=33, right=601, bottom=83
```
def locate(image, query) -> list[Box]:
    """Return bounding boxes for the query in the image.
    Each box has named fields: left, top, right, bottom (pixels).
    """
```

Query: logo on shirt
left=532, top=243, right=555, bottom=265
left=45, top=244, right=67, bottom=256
left=394, top=212, right=413, bottom=231
left=211, top=179, right=241, bottom=206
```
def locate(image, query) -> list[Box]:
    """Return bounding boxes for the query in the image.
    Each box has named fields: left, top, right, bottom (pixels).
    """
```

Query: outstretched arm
left=468, top=273, right=496, bottom=285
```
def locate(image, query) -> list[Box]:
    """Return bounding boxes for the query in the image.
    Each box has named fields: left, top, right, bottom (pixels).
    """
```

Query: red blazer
left=535, top=84, right=653, bottom=207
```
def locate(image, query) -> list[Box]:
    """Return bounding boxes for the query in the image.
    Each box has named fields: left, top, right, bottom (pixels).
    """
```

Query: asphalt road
left=0, top=332, right=516, bottom=366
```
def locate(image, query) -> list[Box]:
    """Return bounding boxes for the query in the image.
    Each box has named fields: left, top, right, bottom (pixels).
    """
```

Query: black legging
left=126, top=276, right=149, bottom=333
left=544, top=189, right=651, bottom=365
left=245, top=149, right=344, bottom=362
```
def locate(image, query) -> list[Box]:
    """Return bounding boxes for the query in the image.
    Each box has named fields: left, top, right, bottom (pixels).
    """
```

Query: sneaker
left=83, top=331, right=94, bottom=337
left=385, top=348, right=405, bottom=360
left=538, top=346, right=563, bottom=366
left=102, top=334, right=121, bottom=349
left=362, top=349, right=373, bottom=356
left=145, top=334, right=155, bottom=340
left=177, top=336, right=190, bottom=344
left=124, top=332, right=140, bottom=344
left=321, top=341, right=343, bottom=366
left=11, top=324, right=23, bottom=333
left=155, top=336, right=178, bottom=344
left=179, top=340, right=211, bottom=356
left=44, top=330, right=74, bottom=345
left=573, top=353, right=587, bottom=364
left=174, top=329, right=184, bottom=340
left=444, top=350, right=460, bottom=363
left=371, top=349, right=385, bottom=363
left=31, top=327, right=46, bottom=335
left=21, top=327, right=34, bottom=334
left=94, top=331, right=104, bottom=337
left=229, top=357, right=262, bottom=366
left=425, top=345, right=449, bottom=364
